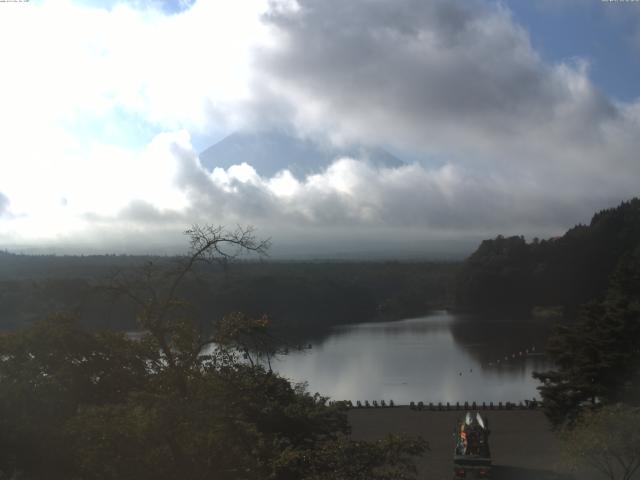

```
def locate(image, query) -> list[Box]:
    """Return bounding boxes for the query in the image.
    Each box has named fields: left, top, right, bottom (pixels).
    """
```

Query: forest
left=0, top=226, right=429, bottom=480
left=456, top=198, right=640, bottom=315
left=1, top=200, right=639, bottom=479
left=3, top=199, right=640, bottom=334
left=0, top=254, right=457, bottom=334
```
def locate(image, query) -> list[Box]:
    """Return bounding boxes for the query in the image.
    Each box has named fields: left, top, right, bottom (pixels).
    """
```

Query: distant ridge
left=455, top=198, right=640, bottom=313
left=199, top=130, right=404, bottom=178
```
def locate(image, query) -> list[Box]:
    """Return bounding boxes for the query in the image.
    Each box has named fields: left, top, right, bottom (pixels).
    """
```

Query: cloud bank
left=0, top=193, right=9, bottom=217
left=253, top=0, right=639, bottom=175
left=0, top=0, right=639, bottom=257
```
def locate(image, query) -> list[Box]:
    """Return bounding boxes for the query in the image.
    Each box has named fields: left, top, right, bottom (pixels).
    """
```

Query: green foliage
left=561, top=404, right=640, bottom=480
left=0, top=316, right=426, bottom=480
left=456, top=235, right=533, bottom=311
left=0, top=225, right=427, bottom=480
left=452, top=199, right=640, bottom=426
left=0, top=315, right=154, bottom=479
left=213, top=312, right=275, bottom=367
left=274, top=435, right=427, bottom=480
left=0, top=259, right=457, bottom=333
left=534, top=249, right=640, bottom=427
left=457, top=198, right=640, bottom=313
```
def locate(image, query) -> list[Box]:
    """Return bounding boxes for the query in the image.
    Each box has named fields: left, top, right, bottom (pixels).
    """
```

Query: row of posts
left=409, top=400, right=539, bottom=410
left=327, top=400, right=395, bottom=408
left=326, top=399, right=540, bottom=409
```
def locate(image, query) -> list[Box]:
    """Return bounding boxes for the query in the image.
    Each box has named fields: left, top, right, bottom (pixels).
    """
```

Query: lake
left=273, top=311, right=554, bottom=405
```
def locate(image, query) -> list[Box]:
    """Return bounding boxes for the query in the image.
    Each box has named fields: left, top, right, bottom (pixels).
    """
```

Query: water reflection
left=273, top=311, right=553, bottom=404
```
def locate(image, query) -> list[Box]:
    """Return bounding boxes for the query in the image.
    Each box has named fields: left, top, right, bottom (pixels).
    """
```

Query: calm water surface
left=273, top=311, right=553, bottom=405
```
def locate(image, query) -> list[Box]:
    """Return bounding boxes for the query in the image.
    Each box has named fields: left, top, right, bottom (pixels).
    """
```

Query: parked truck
left=453, top=411, right=491, bottom=478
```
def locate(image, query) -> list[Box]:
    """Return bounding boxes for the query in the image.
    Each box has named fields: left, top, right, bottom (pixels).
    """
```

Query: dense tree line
left=0, top=315, right=426, bottom=480
left=456, top=198, right=640, bottom=314
left=513, top=201, right=640, bottom=479
left=533, top=247, right=640, bottom=427
left=0, top=226, right=427, bottom=480
left=453, top=198, right=640, bottom=478
left=533, top=249, right=640, bottom=479
left=454, top=198, right=640, bottom=428
left=0, top=255, right=457, bottom=334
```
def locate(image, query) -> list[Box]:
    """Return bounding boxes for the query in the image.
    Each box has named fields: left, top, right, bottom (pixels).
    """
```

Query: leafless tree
left=105, top=224, right=270, bottom=393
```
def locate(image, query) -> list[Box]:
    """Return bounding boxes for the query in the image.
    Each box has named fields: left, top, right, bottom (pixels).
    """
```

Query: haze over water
left=274, top=311, right=552, bottom=405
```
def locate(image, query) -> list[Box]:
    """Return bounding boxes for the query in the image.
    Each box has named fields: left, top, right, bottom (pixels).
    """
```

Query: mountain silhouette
left=199, top=130, right=404, bottom=178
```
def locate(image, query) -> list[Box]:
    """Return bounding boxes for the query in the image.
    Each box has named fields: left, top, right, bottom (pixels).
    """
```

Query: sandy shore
left=348, top=408, right=595, bottom=480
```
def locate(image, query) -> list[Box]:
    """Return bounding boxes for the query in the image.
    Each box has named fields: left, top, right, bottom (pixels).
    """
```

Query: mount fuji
left=199, top=130, right=404, bottom=179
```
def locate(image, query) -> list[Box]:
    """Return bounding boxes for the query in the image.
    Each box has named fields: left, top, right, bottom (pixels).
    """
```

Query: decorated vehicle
left=453, top=412, right=491, bottom=478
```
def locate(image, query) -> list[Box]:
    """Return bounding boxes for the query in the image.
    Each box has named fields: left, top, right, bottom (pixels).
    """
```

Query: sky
left=0, top=0, right=639, bottom=258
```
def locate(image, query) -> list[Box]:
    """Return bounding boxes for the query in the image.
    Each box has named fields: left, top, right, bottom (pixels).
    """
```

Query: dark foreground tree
left=534, top=249, right=640, bottom=427
left=561, top=404, right=640, bottom=480
left=0, top=225, right=427, bottom=480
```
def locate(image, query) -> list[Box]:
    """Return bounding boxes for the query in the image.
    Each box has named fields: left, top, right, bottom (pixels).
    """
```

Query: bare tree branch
left=97, top=224, right=270, bottom=395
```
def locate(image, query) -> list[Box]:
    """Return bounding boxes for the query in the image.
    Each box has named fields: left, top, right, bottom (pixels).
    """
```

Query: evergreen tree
left=534, top=248, right=640, bottom=427
left=457, top=198, right=640, bottom=313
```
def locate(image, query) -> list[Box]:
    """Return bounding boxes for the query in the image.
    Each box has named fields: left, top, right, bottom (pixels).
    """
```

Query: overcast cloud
left=253, top=0, right=639, bottom=174
left=0, top=193, right=9, bottom=218
left=0, top=0, right=639, bottom=257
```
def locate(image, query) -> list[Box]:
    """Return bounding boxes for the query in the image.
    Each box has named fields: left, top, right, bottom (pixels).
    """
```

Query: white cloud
left=244, top=0, right=640, bottom=231
left=0, top=124, right=629, bottom=255
left=0, top=0, right=267, bottom=248
left=0, top=0, right=267, bottom=144
left=252, top=0, right=632, bottom=168
left=0, top=0, right=639, bottom=256
left=0, top=192, right=9, bottom=218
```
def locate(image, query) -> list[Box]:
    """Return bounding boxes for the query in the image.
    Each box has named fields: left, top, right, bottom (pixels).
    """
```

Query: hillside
left=455, top=198, right=640, bottom=313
